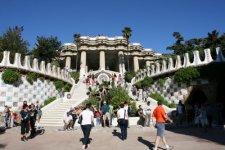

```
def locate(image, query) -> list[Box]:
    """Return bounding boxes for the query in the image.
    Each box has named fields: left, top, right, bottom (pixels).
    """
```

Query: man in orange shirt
left=152, top=100, right=173, bottom=150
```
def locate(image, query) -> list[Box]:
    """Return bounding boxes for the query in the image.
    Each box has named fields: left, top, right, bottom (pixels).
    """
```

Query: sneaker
left=166, top=146, right=174, bottom=150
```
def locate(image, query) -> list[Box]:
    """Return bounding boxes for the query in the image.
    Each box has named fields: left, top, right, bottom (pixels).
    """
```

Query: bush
left=2, top=69, right=21, bottom=84
left=158, top=78, right=166, bottom=87
left=26, top=72, right=38, bottom=84
left=70, top=71, right=80, bottom=83
left=83, top=97, right=101, bottom=107
left=63, top=83, right=72, bottom=92
left=134, top=77, right=153, bottom=89
left=124, top=71, right=136, bottom=82
left=109, top=87, right=131, bottom=108
left=43, top=97, right=56, bottom=106
left=54, top=80, right=64, bottom=90
left=174, top=67, right=200, bottom=83
left=150, top=92, right=176, bottom=108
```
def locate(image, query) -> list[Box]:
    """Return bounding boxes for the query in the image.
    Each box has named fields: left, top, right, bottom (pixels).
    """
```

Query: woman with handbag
left=79, top=103, right=94, bottom=150
left=117, top=103, right=129, bottom=140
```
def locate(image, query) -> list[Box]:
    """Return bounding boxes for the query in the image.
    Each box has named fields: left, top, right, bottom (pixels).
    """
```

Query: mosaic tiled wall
left=147, top=77, right=208, bottom=104
left=0, top=73, right=59, bottom=111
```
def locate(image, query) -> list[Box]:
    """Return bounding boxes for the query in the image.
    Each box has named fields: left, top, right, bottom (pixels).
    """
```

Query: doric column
left=145, top=60, right=151, bottom=67
left=99, top=50, right=105, bottom=70
left=133, top=56, right=139, bottom=72
left=80, top=51, right=86, bottom=77
left=118, top=51, right=125, bottom=74
left=65, top=56, right=71, bottom=69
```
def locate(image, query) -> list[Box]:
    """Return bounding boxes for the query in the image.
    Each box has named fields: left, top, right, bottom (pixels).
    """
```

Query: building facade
left=60, top=36, right=160, bottom=78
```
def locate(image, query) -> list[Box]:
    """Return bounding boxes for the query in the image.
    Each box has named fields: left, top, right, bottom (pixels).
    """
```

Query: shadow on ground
left=167, top=126, right=225, bottom=145
left=137, top=137, right=165, bottom=150
left=0, top=144, right=7, bottom=148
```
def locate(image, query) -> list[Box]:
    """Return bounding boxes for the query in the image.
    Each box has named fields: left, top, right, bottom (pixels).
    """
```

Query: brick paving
left=0, top=126, right=225, bottom=150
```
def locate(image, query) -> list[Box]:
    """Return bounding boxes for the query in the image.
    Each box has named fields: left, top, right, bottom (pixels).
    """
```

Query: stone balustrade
left=132, top=47, right=225, bottom=84
left=0, top=51, right=72, bottom=84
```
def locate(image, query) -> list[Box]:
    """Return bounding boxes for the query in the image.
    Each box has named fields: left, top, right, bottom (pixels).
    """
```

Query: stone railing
left=132, top=47, right=225, bottom=84
left=0, top=51, right=72, bottom=84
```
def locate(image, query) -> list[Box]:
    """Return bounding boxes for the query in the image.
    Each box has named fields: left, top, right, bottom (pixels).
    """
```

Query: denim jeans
left=81, top=124, right=92, bottom=145
left=119, top=120, right=128, bottom=140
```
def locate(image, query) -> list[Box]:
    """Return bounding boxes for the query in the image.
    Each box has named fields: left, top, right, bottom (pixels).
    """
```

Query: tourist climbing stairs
left=40, top=81, right=88, bottom=127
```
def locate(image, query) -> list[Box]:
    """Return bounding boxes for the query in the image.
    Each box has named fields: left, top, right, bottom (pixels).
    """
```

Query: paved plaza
left=0, top=126, right=225, bottom=150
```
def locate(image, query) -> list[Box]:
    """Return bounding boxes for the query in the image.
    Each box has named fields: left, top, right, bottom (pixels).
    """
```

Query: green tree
left=31, top=36, right=61, bottom=64
left=122, top=27, right=132, bottom=71
left=0, top=26, right=29, bottom=60
left=73, top=33, right=81, bottom=71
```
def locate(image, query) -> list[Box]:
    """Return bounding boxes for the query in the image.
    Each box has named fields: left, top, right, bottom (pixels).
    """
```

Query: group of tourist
left=1, top=105, right=20, bottom=128
left=19, top=100, right=42, bottom=141
left=75, top=100, right=173, bottom=150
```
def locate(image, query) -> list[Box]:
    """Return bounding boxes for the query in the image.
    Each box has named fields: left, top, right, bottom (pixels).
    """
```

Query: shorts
left=103, top=112, right=111, bottom=120
left=156, top=122, right=165, bottom=137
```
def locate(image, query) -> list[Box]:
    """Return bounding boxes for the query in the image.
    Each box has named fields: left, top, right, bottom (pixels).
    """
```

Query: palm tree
left=73, top=33, right=81, bottom=71
left=122, top=27, right=132, bottom=72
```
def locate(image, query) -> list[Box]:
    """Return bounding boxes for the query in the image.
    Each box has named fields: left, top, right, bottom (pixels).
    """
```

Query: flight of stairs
left=40, top=81, right=88, bottom=127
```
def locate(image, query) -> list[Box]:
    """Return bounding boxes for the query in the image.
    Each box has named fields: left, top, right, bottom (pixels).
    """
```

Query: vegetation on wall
left=174, top=67, right=200, bottom=83
left=124, top=71, right=136, bottom=82
left=158, top=78, right=166, bottom=87
left=54, top=80, right=64, bottom=90
left=42, top=97, right=56, bottom=107
left=150, top=92, right=176, bottom=108
left=26, top=72, right=38, bottom=84
left=135, top=77, right=153, bottom=89
left=63, top=83, right=72, bottom=92
left=2, top=69, right=21, bottom=85
left=70, top=71, right=80, bottom=83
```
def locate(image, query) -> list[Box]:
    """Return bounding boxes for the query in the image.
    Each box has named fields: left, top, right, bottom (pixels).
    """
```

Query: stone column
left=99, top=50, right=105, bottom=70
left=118, top=51, right=125, bottom=74
left=65, top=56, right=71, bottom=69
left=146, top=60, right=151, bottom=67
left=80, top=51, right=86, bottom=77
left=133, top=56, right=139, bottom=72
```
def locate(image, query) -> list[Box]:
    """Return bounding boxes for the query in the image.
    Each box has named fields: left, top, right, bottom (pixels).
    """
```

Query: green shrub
left=83, top=97, right=101, bottom=107
left=70, top=71, right=80, bottom=83
left=54, top=80, right=64, bottom=90
left=2, top=69, right=21, bottom=84
left=26, top=72, right=38, bottom=84
left=134, top=77, right=153, bottom=89
left=63, top=83, right=72, bottom=92
left=109, top=87, right=131, bottom=108
left=158, top=78, right=166, bottom=87
left=43, top=97, right=56, bottom=106
left=150, top=92, right=176, bottom=108
left=174, top=67, right=200, bottom=83
left=124, top=71, right=136, bottom=82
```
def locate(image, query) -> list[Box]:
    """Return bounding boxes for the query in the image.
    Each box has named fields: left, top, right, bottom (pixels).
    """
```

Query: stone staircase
left=39, top=81, right=88, bottom=127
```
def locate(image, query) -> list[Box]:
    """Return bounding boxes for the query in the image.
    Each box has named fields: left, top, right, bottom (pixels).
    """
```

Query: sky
left=0, top=0, right=225, bottom=54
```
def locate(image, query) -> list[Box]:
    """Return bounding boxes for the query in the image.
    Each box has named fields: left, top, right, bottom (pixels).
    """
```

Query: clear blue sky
left=1, top=0, right=225, bottom=54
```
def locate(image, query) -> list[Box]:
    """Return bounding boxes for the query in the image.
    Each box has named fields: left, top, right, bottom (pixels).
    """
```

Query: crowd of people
left=0, top=100, right=43, bottom=141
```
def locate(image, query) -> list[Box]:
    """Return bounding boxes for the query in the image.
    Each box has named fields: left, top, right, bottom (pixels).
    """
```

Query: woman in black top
left=20, top=105, right=30, bottom=141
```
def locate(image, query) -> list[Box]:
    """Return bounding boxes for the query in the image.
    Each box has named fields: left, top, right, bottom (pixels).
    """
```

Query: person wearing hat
left=152, top=100, right=174, bottom=150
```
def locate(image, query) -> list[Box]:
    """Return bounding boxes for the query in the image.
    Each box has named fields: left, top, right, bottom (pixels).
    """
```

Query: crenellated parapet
left=133, top=47, right=225, bottom=84
left=0, top=51, right=73, bottom=84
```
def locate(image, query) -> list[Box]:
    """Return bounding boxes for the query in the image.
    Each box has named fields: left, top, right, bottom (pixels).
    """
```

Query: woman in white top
left=117, top=103, right=129, bottom=140
left=79, top=103, right=94, bottom=150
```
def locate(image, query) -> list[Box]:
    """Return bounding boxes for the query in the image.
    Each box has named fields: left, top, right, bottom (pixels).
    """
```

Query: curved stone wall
left=0, top=51, right=73, bottom=84
left=133, top=47, right=225, bottom=84
left=0, top=73, right=60, bottom=111
left=0, top=51, right=73, bottom=111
